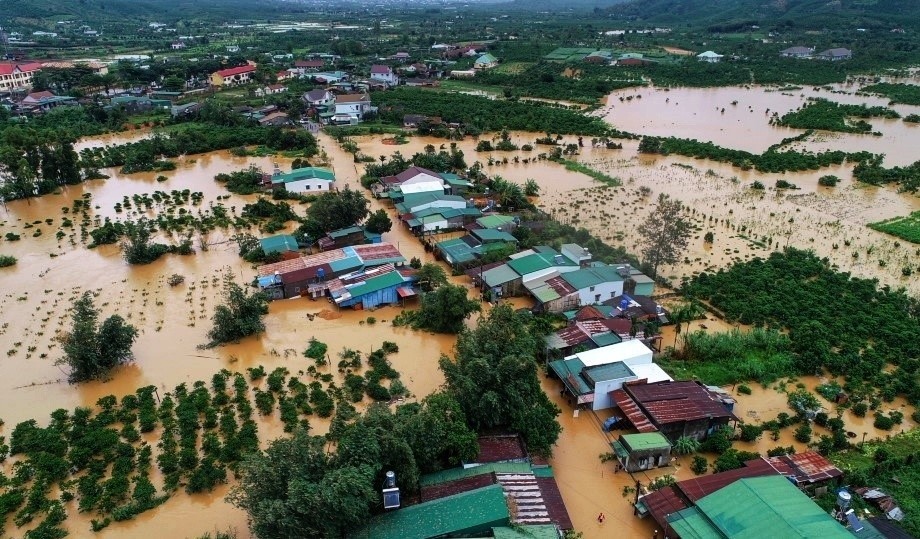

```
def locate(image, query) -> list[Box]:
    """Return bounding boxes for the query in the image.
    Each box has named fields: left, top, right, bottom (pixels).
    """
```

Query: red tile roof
left=536, top=475, right=574, bottom=530
left=295, top=60, right=324, bottom=68
left=574, top=305, right=606, bottom=321
left=544, top=276, right=576, bottom=296
left=0, top=61, right=42, bottom=75
left=679, top=458, right=780, bottom=502
left=624, top=381, right=737, bottom=426
left=611, top=390, right=657, bottom=433
left=371, top=64, right=392, bottom=74
left=475, top=435, right=528, bottom=463
left=421, top=474, right=496, bottom=502
left=642, top=485, right=690, bottom=531
left=335, top=93, right=370, bottom=104
left=215, top=65, right=255, bottom=78
left=352, top=242, right=402, bottom=262
left=771, top=451, right=842, bottom=484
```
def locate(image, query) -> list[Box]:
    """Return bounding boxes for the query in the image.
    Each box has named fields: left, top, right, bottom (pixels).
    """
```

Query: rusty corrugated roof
left=611, top=390, right=657, bottom=433
left=625, top=381, right=737, bottom=426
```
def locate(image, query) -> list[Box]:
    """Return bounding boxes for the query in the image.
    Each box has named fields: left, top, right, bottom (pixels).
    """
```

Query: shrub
left=818, top=175, right=840, bottom=187
left=691, top=455, right=708, bottom=475
left=737, top=384, right=751, bottom=395
left=738, top=423, right=763, bottom=442
left=0, top=255, right=16, bottom=267
left=794, top=423, right=812, bottom=443
left=751, top=181, right=765, bottom=190
left=873, top=412, right=894, bottom=430
left=775, top=179, right=797, bottom=189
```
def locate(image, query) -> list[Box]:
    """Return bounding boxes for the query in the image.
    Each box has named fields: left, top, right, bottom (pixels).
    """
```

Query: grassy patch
left=868, top=211, right=920, bottom=244
left=560, top=159, right=621, bottom=186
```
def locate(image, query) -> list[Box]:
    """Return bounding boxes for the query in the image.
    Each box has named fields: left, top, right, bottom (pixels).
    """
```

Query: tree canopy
left=637, top=193, right=691, bottom=277
left=413, top=284, right=481, bottom=333
left=206, top=275, right=269, bottom=346
left=297, top=187, right=370, bottom=239
left=57, top=292, right=138, bottom=382
left=439, top=304, right=561, bottom=456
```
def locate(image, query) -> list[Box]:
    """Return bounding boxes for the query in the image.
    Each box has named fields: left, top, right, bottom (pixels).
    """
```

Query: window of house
left=589, top=286, right=595, bottom=292
left=595, top=294, right=601, bottom=303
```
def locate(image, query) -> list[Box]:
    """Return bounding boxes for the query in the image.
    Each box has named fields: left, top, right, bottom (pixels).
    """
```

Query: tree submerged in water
left=57, top=292, right=138, bottom=383
left=206, top=274, right=269, bottom=347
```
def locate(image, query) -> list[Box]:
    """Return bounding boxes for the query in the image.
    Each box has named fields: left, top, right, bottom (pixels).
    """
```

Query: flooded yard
left=2, top=77, right=920, bottom=536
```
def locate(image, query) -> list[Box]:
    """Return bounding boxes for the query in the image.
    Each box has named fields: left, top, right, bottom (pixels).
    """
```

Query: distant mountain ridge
left=608, top=0, right=920, bottom=28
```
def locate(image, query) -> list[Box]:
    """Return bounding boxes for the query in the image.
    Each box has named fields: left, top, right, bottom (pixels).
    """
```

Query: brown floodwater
left=598, top=81, right=920, bottom=165
left=2, top=116, right=919, bottom=538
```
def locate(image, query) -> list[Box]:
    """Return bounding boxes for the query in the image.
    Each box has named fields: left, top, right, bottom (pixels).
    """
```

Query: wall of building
left=576, top=281, right=624, bottom=306
left=623, top=447, right=671, bottom=472
left=285, top=179, right=332, bottom=194
left=593, top=375, right=637, bottom=410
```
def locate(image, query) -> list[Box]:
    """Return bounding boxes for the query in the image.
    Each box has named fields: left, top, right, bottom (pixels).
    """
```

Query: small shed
left=613, top=432, right=671, bottom=472
left=259, top=234, right=299, bottom=255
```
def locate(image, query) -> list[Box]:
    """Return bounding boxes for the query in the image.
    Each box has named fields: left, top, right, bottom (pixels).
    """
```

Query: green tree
left=524, top=178, right=540, bottom=197
left=121, top=219, right=169, bottom=265
left=206, top=275, right=269, bottom=346
left=691, top=455, right=708, bottom=475
left=300, top=187, right=370, bottom=237
left=672, top=436, right=701, bottom=455
left=414, top=284, right=480, bottom=333
left=399, top=392, right=479, bottom=473
left=439, top=305, right=561, bottom=456
left=415, top=263, right=448, bottom=292
left=364, top=209, right=392, bottom=234
left=637, top=193, right=691, bottom=277
left=228, top=429, right=376, bottom=539
left=57, top=292, right=138, bottom=382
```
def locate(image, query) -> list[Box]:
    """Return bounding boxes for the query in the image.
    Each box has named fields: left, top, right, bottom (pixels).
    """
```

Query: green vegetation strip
left=868, top=211, right=920, bottom=244
left=561, top=160, right=622, bottom=186
left=775, top=99, right=899, bottom=134
left=372, top=87, right=619, bottom=137
left=685, top=248, right=920, bottom=402
left=861, top=83, right=920, bottom=106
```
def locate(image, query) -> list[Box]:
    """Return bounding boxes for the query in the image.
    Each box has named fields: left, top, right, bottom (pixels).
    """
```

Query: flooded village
left=4, top=4, right=920, bottom=539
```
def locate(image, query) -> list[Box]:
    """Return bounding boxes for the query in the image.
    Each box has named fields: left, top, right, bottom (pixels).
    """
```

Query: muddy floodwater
left=598, top=80, right=920, bottom=164
left=3, top=78, right=920, bottom=537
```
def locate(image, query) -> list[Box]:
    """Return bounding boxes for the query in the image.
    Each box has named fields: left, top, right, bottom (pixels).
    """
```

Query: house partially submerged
left=435, top=228, right=517, bottom=267
left=781, top=46, right=815, bottom=58
left=548, top=340, right=671, bottom=411
left=259, top=234, right=299, bottom=257
left=326, top=264, right=417, bottom=309
left=818, top=48, right=852, bottom=61
left=317, top=225, right=381, bottom=251
left=664, top=475, right=854, bottom=538
left=334, top=93, right=374, bottom=123
left=636, top=452, right=845, bottom=536
left=481, top=246, right=582, bottom=299
left=612, top=432, right=672, bottom=472
left=612, top=380, right=737, bottom=441
left=257, top=242, right=405, bottom=300
left=267, top=166, right=335, bottom=194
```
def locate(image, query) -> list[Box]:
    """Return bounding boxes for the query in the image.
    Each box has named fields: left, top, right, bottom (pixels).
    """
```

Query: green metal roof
left=672, top=475, right=853, bottom=539
left=476, top=53, right=498, bottom=64
left=420, top=462, right=532, bottom=487
left=349, top=484, right=510, bottom=539
left=340, top=270, right=405, bottom=299
left=442, top=174, right=471, bottom=187
left=560, top=265, right=624, bottom=290
left=272, top=167, right=335, bottom=184
left=583, top=361, right=634, bottom=384
left=327, top=225, right=363, bottom=238
left=472, top=229, right=517, bottom=243
left=259, top=234, right=298, bottom=254
left=620, top=432, right=671, bottom=452
left=483, top=264, right=520, bottom=287
left=436, top=238, right=477, bottom=264
left=328, top=256, right=363, bottom=273
left=476, top=215, right=516, bottom=229
left=548, top=358, right=592, bottom=396
left=508, top=252, right=575, bottom=276
left=590, top=332, right=622, bottom=348
left=668, top=507, right=722, bottom=539
left=492, top=525, right=560, bottom=539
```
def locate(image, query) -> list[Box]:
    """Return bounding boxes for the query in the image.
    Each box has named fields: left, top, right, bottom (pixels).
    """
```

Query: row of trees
left=685, top=248, right=920, bottom=402
left=775, top=99, right=899, bottom=133
left=638, top=135, right=874, bottom=173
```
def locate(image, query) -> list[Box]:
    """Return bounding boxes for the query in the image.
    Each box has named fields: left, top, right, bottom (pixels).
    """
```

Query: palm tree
left=672, top=436, right=700, bottom=456
left=670, top=299, right=705, bottom=352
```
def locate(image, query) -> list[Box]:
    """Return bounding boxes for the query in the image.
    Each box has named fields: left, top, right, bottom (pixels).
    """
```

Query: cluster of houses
left=350, top=434, right=573, bottom=539
left=781, top=46, right=853, bottom=61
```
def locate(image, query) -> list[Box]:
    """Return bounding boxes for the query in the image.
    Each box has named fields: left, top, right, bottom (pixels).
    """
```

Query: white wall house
left=370, top=64, right=399, bottom=85
left=271, top=167, right=336, bottom=194
left=563, top=340, right=670, bottom=411
left=561, top=266, right=625, bottom=305
left=0, top=62, right=42, bottom=91
left=334, top=94, right=373, bottom=121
